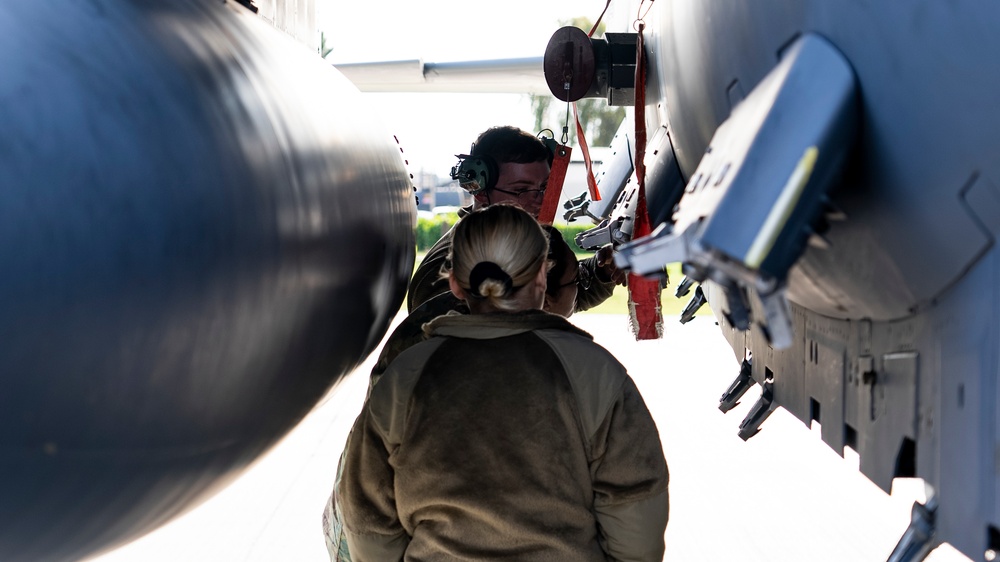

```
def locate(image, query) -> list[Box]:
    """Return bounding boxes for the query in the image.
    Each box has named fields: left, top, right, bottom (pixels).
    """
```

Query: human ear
left=534, top=262, right=548, bottom=288
left=532, top=263, right=548, bottom=308
left=449, top=273, right=468, bottom=300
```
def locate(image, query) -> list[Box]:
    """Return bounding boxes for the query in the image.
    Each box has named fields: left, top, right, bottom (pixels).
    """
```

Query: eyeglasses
left=551, top=263, right=590, bottom=292
left=491, top=186, right=546, bottom=206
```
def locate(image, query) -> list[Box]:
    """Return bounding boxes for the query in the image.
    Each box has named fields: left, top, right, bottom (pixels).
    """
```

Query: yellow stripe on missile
left=744, top=146, right=819, bottom=269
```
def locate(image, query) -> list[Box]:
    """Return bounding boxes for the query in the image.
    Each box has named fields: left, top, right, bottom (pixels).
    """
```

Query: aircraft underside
left=570, top=1, right=1000, bottom=560
left=707, top=242, right=999, bottom=559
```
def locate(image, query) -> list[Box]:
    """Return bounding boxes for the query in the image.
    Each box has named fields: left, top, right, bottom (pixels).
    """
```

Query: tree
left=574, top=99, right=626, bottom=147
left=530, top=17, right=626, bottom=147
left=318, top=31, right=333, bottom=59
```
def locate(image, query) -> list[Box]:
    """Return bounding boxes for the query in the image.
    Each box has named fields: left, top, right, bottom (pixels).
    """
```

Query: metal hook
left=561, top=101, right=571, bottom=145
left=636, top=0, right=655, bottom=25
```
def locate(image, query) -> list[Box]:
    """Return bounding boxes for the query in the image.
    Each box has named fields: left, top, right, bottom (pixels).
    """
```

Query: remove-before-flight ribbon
left=573, top=102, right=601, bottom=202
left=627, top=21, right=664, bottom=341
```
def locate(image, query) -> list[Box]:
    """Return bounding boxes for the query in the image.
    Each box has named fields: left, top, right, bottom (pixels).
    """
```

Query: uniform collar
left=424, top=309, right=592, bottom=340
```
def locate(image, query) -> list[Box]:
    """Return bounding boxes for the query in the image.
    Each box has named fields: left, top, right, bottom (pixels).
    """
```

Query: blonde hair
left=449, top=204, right=548, bottom=311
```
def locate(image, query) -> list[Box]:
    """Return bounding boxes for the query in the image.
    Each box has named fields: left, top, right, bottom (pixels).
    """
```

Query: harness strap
left=538, top=143, right=572, bottom=225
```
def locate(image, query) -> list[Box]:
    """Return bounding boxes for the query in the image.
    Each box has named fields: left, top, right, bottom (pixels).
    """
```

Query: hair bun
left=468, top=261, right=513, bottom=297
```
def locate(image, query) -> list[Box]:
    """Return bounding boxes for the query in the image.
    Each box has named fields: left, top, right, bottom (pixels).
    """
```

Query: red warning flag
left=627, top=21, right=664, bottom=341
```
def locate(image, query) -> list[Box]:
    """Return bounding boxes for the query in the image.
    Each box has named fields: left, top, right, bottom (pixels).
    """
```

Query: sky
left=317, top=0, right=621, bottom=177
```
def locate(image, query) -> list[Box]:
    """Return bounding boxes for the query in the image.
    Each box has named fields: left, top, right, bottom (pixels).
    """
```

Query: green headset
left=450, top=132, right=560, bottom=195
left=450, top=153, right=499, bottom=195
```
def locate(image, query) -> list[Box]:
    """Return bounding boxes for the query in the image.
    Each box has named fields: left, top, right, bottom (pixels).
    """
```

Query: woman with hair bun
left=322, top=219, right=585, bottom=562
left=447, top=203, right=550, bottom=313
left=338, top=204, right=669, bottom=562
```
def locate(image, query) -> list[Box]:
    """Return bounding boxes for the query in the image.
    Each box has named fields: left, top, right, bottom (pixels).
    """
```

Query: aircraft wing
left=333, top=57, right=549, bottom=94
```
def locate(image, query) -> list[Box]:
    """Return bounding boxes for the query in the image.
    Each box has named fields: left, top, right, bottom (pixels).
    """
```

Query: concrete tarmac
left=94, top=313, right=969, bottom=562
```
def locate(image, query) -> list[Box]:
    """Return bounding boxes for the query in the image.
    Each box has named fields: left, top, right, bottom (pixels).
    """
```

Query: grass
left=575, top=258, right=713, bottom=318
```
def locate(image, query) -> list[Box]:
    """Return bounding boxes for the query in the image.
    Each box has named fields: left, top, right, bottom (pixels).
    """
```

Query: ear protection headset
left=450, top=153, right=499, bottom=195
left=450, top=131, right=559, bottom=195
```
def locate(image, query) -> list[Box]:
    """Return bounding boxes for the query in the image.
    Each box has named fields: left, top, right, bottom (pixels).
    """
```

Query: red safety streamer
left=538, top=143, right=572, bottom=225
left=569, top=0, right=613, bottom=204
left=626, top=21, right=664, bottom=341
left=588, top=0, right=613, bottom=37
left=572, top=103, right=601, bottom=201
